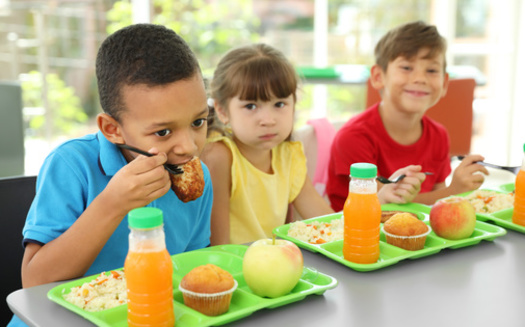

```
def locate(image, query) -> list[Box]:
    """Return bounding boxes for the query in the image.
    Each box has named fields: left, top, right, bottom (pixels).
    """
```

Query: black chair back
left=0, top=175, right=36, bottom=325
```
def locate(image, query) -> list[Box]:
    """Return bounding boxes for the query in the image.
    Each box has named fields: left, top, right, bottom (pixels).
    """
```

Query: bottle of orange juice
left=343, top=163, right=381, bottom=264
left=513, top=143, right=525, bottom=226
left=125, top=207, right=174, bottom=327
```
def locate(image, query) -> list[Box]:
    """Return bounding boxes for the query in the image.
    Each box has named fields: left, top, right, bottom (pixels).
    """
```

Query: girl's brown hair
left=374, top=20, right=447, bottom=72
left=208, top=43, right=298, bottom=136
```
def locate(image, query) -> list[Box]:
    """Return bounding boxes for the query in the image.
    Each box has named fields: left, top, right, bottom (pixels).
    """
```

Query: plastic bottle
left=512, top=143, right=525, bottom=226
left=125, top=207, right=174, bottom=327
left=343, top=163, right=381, bottom=264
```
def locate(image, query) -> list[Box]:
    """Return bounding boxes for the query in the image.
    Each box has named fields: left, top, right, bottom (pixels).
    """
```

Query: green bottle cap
left=523, top=143, right=525, bottom=153
left=350, top=162, right=377, bottom=178
left=128, top=207, right=163, bottom=229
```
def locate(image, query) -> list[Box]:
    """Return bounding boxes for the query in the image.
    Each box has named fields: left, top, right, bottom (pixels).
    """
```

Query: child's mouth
left=259, top=133, right=277, bottom=140
left=406, top=90, right=429, bottom=97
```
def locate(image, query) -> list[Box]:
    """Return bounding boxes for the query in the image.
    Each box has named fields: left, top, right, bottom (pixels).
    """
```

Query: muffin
left=383, top=212, right=431, bottom=250
left=381, top=210, right=418, bottom=223
left=179, top=264, right=237, bottom=316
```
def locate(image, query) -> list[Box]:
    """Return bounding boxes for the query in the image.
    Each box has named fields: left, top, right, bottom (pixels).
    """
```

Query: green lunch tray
left=455, top=184, right=525, bottom=234
left=273, top=203, right=507, bottom=272
left=47, top=244, right=338, bottom=327
left=498, top=182, right=515, bottom=193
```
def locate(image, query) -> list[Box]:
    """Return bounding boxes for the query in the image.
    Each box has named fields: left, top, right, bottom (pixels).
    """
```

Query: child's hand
left=378, top=165, right=426, bottom=204
left=103, top=148, right=171, bottom=214
left=449, top=154, right=489, bottom=194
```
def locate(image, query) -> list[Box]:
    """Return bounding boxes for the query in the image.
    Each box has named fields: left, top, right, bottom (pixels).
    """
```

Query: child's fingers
left=128, top=152, right=168, bottom=174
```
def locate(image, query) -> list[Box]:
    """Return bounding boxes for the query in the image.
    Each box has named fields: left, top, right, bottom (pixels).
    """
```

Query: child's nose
left=170, top=130, right=198, bottom=156
left=412, top=68, right=427, bottom=83
left=259, top=110, right=276, bottom=126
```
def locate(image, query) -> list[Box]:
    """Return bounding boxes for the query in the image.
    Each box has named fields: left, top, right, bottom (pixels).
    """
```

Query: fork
left=376, top=172, right=434, bottom=184
left=116, top=143, right=183, bottom=175
left=456, top=155, right=521, bottom=175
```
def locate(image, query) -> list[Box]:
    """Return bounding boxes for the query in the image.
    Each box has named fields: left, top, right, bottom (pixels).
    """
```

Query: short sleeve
left=23, top=149, right=87, bottom=245
left=287, top=141, right=307, bottom=203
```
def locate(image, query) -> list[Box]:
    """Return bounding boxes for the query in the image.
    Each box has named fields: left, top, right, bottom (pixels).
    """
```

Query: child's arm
left=377, top=165, right=426, bottom=204
left=200, top=142, right=232, bottom=245
left=21, top=150, right=171, bottom=288
left=292, top=175, right=335, bottom=218
left=414, top=154, right=489, bottom=205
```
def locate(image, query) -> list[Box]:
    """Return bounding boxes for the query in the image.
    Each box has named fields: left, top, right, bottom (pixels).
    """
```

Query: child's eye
left=275, top=102, right=285, bottom=108
left=192, top=118, right=207, bottom=128
left=400, top=65, right=411, bottom=71
left=244, top=103, right=257, bottom=110
left=155, top=129, right=171, bottom=137
left=427, top=68, right=439, bottom=74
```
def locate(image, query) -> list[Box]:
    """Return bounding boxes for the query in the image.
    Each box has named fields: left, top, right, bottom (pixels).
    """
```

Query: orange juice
left=125, top=207, right=174, bottom=327
left=343, top=163, right=381, bottom=264
left=512, top=158, right=525, bottom=226
left=125, top=249, right=174, bottom=327
left=343, top=192, right=381, bottom=263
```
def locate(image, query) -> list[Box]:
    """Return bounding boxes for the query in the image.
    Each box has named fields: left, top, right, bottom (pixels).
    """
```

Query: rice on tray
left=63, top=270, right=127, bottom=312
left=287, top=219, right=343, bottom=244
left=464, top=190, right=514, bottom=214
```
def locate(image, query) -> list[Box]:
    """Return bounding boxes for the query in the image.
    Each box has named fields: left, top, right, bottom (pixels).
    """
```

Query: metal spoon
left=456, top=155, right=520, bottom=175
left=376, top=174, right=406, bottom=184
left=376, top=172, right=434, bottom=184
left=116, top=143, right=183, bottom=175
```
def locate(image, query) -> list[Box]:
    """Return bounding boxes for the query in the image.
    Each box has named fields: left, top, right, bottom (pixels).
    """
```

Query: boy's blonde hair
left=374, top=21, right=447, bottom=72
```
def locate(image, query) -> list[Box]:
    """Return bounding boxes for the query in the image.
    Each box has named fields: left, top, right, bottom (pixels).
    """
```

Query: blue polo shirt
left=10, top=131, right=213, bottom=327
left=22, top=131, right=212, bottom=274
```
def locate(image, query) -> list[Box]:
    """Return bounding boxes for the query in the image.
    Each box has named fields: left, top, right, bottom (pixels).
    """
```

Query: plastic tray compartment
left=455, top=185, right=525, bottom=234
left=48, top=244, right=338, bottom=327
left=273, top=203, right=506, bottom=272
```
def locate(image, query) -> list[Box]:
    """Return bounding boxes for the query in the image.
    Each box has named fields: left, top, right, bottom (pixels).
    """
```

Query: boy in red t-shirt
left=327, top=21, right=488, bottom=210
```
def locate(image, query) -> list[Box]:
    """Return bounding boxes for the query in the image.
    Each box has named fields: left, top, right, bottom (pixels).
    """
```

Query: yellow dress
left=210, top=136, right=307, bottom=244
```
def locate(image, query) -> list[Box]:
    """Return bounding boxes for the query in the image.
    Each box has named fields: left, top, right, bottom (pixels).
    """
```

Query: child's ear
left=97, top=113, right=124, bottom=144
left=370, top=65, right=385, bottom=91
left=214, top=100, right=230, bottom=125
left=440, top=73, right=450, bottom=98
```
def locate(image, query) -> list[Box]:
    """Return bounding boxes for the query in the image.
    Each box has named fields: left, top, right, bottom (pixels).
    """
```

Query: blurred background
left=0, top=0, right=524, bottom=178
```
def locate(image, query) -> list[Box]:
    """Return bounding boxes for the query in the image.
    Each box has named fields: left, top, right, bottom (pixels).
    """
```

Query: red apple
left=242, top=236, right=304, bottom=298
left=430, top=197, right=476, bottom=240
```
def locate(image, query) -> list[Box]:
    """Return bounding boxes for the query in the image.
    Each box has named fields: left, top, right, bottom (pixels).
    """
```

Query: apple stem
left=272, top=234, right=276, bottom=245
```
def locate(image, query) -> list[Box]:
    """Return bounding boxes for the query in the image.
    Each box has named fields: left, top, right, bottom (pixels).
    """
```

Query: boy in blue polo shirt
left=9, top=24, right=212, bottom=326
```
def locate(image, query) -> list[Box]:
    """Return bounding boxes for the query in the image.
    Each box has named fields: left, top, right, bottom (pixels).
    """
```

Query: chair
left=365, top=78, right=476, bottom=156
left=293, top=118, right=337, bottom=196
left=0, top=175, right=36, bottom=325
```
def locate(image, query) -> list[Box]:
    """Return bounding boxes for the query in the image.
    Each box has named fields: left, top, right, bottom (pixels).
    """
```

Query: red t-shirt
left=326, top=103, right=452, bottom=211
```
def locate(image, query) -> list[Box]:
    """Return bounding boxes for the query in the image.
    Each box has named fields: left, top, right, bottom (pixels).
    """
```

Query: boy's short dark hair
left=374, top=21, right=447, bottom=72
left=96, top=24, right=201, bottom=121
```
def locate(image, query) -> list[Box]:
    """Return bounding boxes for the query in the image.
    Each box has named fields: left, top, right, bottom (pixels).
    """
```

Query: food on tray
left=170, top=156, right=205, bottom=202
left=464, top=189, right=514, bottom=213
left=243, top=237, right=304, bottom=298
left=430, top=197, right=476, bottom=240
left=179, top=264, right=237, bottom=316
left=381, top=210, right=418, bottom=223
left=287, top=219, right=343, bottom=244
left=383, top=212, right=430, bottom=250
left=63, top=270, right=126, bottom=312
